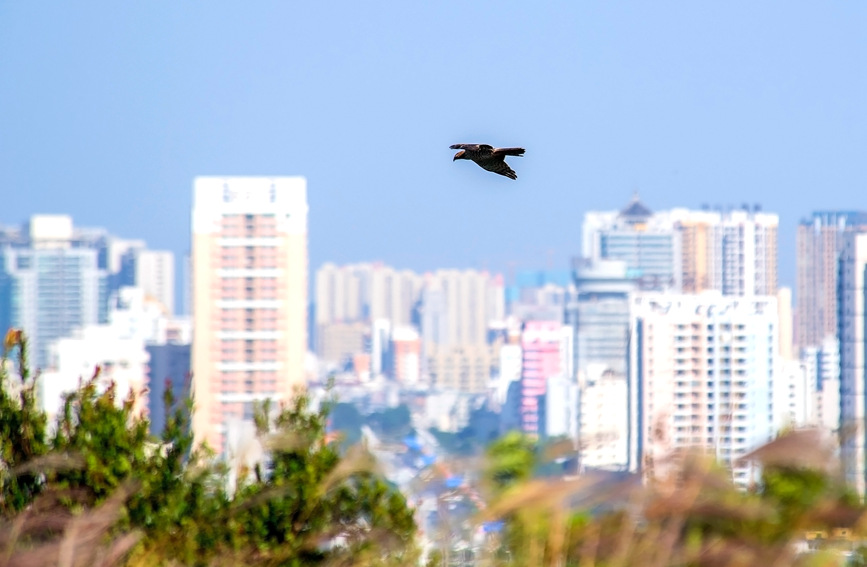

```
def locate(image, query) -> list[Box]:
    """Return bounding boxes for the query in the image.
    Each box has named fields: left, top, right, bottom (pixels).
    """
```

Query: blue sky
left=1, top=2, right=864, bottom=291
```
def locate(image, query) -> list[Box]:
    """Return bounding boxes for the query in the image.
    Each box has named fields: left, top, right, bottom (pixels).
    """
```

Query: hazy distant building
left=0, top=215, right=108, bottom=368
left=570, top=259, right=635, bottom=469
left=579, top=364, right=629, bottom=470
left=545, top=374, right=579, bottom=439
left=582, top=198, right=778, bottom=297
left=316, top=322, right=368, bottom=367
left=630, top=292, right=779, bottom=488
left=582, top=195, right=681, bottom=291
left=370, top=319, right=392, bottom=376
left=314, top=262, right=424, bottom=327
left=38, top=287, right=169, bottom=425
left=796, top=211, right=867, bottom=351
left=519, top=321, right=565, bottom=436
left=118, top=248, right=175, bottom=315
left=421, top=269, right=502, bottom=348
left=390, top=326, right=421, bottom=385
left=801, top=335, right=840, bottom=432
left=0, top=214, right=178, bottom=367
left=839, top=231, right=867, bottom=495
left=572, top=259, right=635, bottom=379
left=426, top=344, right=495, bottom=394
left=716, top=208, right=778, bottom=296
left=146, top=342, right=191, bottom=435
left=777, top=287, right=794, bottom=359
left=191, top=176, right=308, bottom=454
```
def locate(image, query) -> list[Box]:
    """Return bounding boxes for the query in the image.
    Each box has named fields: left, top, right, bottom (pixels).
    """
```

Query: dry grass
left=458, top=428, right=867, bottom=567
left=0, top=482, right=141, bottom=567
left=3, top=425, right=864, bottom=566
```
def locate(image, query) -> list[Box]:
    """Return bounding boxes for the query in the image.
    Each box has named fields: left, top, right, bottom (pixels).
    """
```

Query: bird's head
left=453, top=150, right=466, bottom=161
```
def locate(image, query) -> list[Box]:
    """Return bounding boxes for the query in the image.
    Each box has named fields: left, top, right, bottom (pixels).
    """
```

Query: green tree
left=0, top=330, right=418, bottom=566
left=0, top=330, right=48, bottom=515
left=232, top=394, right=417, bottom=566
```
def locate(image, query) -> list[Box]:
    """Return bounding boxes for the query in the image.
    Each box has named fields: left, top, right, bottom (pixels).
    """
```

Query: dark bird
left=450, top=144, right=525, bottom=180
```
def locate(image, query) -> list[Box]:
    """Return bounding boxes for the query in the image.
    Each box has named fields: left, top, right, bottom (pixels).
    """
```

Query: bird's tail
left=497, top=147, right=525, bottom=157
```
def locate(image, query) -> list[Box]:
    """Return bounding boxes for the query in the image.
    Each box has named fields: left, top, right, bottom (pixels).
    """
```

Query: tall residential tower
left=795, top=211, right=867, bottom=351
left=839, top=231, right=867, bottom=495
left=191, top=177, right=308, bottom=453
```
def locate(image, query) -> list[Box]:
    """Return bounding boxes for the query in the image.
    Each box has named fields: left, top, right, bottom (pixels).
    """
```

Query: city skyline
left=2, top=3, right=865, bottom=289
left=1, top=198, right=862, bottom=309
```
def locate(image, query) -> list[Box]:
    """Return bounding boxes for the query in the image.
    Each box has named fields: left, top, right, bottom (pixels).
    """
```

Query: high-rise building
left=716, top=209, right=778, bottom=297
left=314, top=262, right=424, bottom=327
left=146, top=342, right=191, bottom=436
left=630, top=292, right=779, bottom=488
left=426, top=344, right=495, bottom=393
left=0, top=215, right=177, bottom=367
left=519, top=320, right=563, bottom=436
left=570, top=259, right=635, bottom=469
left=314, top=262, right=366, bottom=325
left=390, top=326, right=421, bottom=385
left=315, top=321, right=368, bottom=367
left=583, top=198, right=778, bottom=297
left=572, top=259, right=635, bottom=379
left=125, top=249, right=175, bottom=315
left=421, top=269, right=499, bottom=347
left=839, top=231, right=867, bottom=495
left=370, top=318, right=392, bottom=376
left=801, top=335, right=840, bottom=433
left=796, top=211, right=867, bottom=351
left=191, top=176, right=308, bottom=454
left=0, top=215, right=108, bottom=368
left=579, top=364, right=629, bottom=470
left=582, top=195, right=681, bottom=291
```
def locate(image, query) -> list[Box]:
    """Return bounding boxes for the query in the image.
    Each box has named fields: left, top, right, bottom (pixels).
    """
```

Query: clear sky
left=1, top=2, right=864, bottom=291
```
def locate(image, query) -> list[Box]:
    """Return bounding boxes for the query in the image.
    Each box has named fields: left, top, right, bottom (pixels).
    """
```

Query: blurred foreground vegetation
left=0, top=330, right=416, bottom=566
left=3, top=327, right=867, bottom=566
left=466, top=429, right=867, bottom=567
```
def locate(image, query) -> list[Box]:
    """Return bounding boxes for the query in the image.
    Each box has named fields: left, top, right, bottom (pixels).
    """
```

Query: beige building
left=191, top=177, right=308, bottom=453
left=677, top=213, right=717, bottom=294
left=675, top=208, right=778, bottom=297
left=314, top=262, right=424, bottom=327
left=426, top=344, right=497, bottom=393
left=316, top=321, right=367, bottom=366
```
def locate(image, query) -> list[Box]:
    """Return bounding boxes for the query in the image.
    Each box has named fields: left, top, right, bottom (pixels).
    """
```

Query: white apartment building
left=579, top=363, right=629, bottom=470
left=39, top=287, right=169, bottom=424
left=630, top=292, right=780, bottom=488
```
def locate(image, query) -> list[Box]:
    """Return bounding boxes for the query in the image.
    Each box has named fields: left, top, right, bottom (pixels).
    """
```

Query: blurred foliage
left=463, top=430, right=867, bottom=567
left=0, top=330, right=418, bottom=566
left=6, top=327, right=867, bottom=566
left=0, top=330, right=47, bottom=514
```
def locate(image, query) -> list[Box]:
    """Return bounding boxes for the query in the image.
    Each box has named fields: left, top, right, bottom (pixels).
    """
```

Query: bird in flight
left=450, top=144, right=525, bottom=180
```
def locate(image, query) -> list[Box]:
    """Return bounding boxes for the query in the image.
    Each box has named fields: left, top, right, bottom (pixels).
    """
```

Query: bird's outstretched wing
left=450, top=143, right=493, bottom=151
left=478, top=158, right=518, bottom=180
